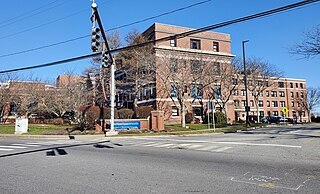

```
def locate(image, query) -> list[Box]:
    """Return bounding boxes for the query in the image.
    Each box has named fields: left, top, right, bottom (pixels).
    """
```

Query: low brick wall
left=105, top=119, right=149, bottom=130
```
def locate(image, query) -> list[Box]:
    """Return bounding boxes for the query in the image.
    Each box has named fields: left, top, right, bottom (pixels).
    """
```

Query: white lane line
left=134, top=142, right=156, bottom=146
left=0, top=148, right=14, bottom=151
left=11, top=144, right=40, bottom=147
left=27, top=142, right=54, bottom=145
left=195, top=145, right=219, bottom=151
left=0, top=145, right=27, bottom=149
left=212, top=147, right=232, bottom=152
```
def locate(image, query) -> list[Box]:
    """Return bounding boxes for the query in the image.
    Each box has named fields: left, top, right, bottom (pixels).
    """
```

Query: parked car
left=265, top=116, right=280, bottom=124
left=278, top=117, right=288, bottom=122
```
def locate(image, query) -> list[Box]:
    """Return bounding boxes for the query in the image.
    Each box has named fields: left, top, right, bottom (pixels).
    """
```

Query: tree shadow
left=0, top=140, right=118, bottom=158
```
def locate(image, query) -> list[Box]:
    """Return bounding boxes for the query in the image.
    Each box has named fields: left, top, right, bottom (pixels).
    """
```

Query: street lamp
left=242, top=40, right=249, bottom=127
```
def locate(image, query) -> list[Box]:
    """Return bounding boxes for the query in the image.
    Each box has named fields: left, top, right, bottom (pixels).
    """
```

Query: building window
left=137, top=89, right=141, bottom=100
left=300, top=83, right=303, bottom=88
left=241, top=90, right=246, bottom=96
left=296, top=92, right=299, bottom=98
left=190, top=39, right=201, bottom=49
left=213, top=62, right=221, bottom=75
left=291, top=92, right=293, bottom=97
left=267, top=101, right=270, bottom=107
left=143, top=87, right=147, bottom=97
left=290, top=82, right=293, bottom=88
left=272, top=101, right=278, bottom=107
left=278, top=82, right=284, bottom=88
left=260, top=111, right=265, bottom=117
left=213, top=85, right=221, bottom=99
left=250, top=100, right=254, bottom=107
left=170, top=58, right=178, bottom=73
left=258, top=101, right=263, bottom=107
left=301, top=92, right=304, bottom=98
left=191, top=60, right=201, bottom=73
left=265, top=81, right=269, bottom=87
left=280, top=101, right=285, bottom=107
left=291, top=101, right=294, bottom=107
left=172, top=106, right=179, bottom=116
left=273, top=111, right=279, bottom=116
left=170, top=84, right=177, bottom=98
left=192, top=106, right=202, bottom=116
left=241, top=100, right=246, bottom=107
left=232, top=90, right=238, bottom=96
left=296, top=83, right=298, bottom=88
left=170, top=37, right=176, bottom=47
left=271, top=91, right=277, bottom=97
left=257, top=80, right=263, bottom=86
left=234, top=100, right=240, bottom=108
left=232, top=78, right=238, bottom=85
left=213, top=41, right=219, bottom=52
left=266, top=91, right=269, bottom=97
left=279, top=91, right=285, bottom=97
left=191, top=84, right=203, bottom=99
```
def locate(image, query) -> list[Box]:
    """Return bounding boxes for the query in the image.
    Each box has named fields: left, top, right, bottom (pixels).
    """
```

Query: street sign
left=281, top=107, right=288, bottom=114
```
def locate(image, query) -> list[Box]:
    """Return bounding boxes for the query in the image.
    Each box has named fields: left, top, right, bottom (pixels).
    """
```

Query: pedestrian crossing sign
left=282, top=107, right=288, bottom=114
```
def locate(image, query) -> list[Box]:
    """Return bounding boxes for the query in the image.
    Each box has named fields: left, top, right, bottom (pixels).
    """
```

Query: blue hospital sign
left=114, top=121, right=141, bottom=130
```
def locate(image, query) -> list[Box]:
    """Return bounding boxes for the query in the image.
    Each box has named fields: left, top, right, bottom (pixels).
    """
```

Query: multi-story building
left=126, top=23, right=308, bottom=123
left=231, top=78, right=308, bottom=122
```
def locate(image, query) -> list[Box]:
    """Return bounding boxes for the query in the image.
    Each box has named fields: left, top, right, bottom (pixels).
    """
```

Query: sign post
left=281, top=107, right=288, bottom=125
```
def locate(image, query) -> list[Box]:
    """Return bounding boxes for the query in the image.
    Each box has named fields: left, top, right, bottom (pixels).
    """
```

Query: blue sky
left=0, top=0, right=319, bottom=87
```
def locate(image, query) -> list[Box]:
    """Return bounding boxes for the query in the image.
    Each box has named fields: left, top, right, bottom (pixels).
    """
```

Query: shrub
left=185, top=112, right=194, bottom=124
left=118, top=108, right=134, bottom=119
left=134, top=106, right=154, bottom=118
left=204, top=111, right=227, bottom=127
left=103, top=108, right=118, bottom=119
left=215, top=112, right=227, bottom=126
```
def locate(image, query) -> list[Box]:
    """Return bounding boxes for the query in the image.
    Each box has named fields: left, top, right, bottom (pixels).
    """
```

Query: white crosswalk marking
left=0, top=145, right=27, bottom=149
left=154, top=143, right=175, bottom=148
left=195, top=145, right=219, bottom=151
left=213, top=147, right=232, bottom=152
left=143, top=143, right=165, bottom=147
left=185, top=144, right=204, bottom=149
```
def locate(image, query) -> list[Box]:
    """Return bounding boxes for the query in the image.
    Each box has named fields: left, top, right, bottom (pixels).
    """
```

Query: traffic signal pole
left=91, top=1, right=116, bottom=134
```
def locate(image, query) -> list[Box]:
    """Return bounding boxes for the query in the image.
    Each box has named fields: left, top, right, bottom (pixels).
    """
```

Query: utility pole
left=242, top=40, right=250, bottom=128
left=91, top=1, right=117, bottom=135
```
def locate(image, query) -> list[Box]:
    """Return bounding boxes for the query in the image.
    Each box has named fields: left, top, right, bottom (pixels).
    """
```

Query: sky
left=0, top=0, right=319, bottom=87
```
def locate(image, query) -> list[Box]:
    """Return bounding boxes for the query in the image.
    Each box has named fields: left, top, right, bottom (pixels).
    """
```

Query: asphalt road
left=0, top=125, right=319, bottom=194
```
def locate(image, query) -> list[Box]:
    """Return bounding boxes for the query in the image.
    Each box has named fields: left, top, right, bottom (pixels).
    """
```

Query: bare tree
left=291, top=26, right=320, bottom=58
left=245, top=58, right=282, bottom=122
left=117, top=29, right=155, bottom=109
left=157, top=49, right=214, bottom=127
left=294, top=87, right=320, bottom=122
left=207, top=57, right=241, bottom=124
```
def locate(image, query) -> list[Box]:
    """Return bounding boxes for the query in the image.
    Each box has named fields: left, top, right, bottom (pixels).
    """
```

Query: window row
left=170, top=37, right=220, bottom=52
left=234, top=100, right=286, bottom=108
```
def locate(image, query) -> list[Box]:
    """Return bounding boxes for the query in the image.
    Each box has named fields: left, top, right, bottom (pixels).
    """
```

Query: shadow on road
left=0, top=140, right=123, bottom=158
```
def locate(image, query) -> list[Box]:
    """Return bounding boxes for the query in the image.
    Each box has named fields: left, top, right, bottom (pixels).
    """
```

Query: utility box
left=15, top=118, right=28, bottom=134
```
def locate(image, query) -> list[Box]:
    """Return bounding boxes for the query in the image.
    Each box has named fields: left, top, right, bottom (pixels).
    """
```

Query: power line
left=0, top=0, right=69, bottom=30
left=0, top=0, right=319, bottom=74
left=0, top=0, right=60, bottom=26
left=0, top=0, right=212, bottom=58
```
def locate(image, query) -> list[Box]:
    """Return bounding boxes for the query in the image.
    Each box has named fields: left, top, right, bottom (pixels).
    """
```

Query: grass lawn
left=0, top=124, right=70, bottom=135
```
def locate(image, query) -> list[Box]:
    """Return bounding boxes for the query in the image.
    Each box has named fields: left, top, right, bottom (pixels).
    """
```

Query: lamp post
left=242, top=40, right=249, bottom=127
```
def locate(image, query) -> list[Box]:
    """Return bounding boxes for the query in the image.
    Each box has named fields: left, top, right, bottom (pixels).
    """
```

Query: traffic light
left=101, top=51, right=109, bottom=68
left=91, top=27, right=101, bottom=52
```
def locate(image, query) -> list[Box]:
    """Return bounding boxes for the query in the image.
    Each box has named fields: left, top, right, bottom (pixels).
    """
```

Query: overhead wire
left=0, top=0, right=212, bottom=58
left=0, top=0, right=319, bottom=74
left=0, top=0, right=61, bottom=26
